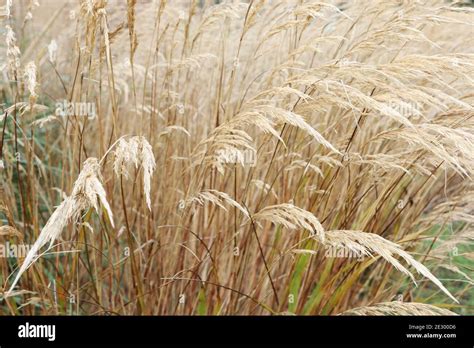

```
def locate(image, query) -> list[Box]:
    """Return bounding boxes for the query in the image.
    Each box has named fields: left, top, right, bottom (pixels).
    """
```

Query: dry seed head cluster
left=7, top=158, right=114, bottom=295
left=113, top=136, right=156, bottom=211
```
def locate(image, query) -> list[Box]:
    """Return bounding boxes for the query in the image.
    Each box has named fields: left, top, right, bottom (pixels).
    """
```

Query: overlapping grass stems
left=0, top=0, right=473, bottom=315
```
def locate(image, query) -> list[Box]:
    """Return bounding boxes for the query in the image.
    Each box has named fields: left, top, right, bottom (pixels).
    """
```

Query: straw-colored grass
left=0, top=0, right=473, bottom=315
left=339, top=301, right=458, bottom=316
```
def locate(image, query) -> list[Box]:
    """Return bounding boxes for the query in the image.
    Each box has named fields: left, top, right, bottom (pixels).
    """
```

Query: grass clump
left=0, top=0, right=473, bottom=315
